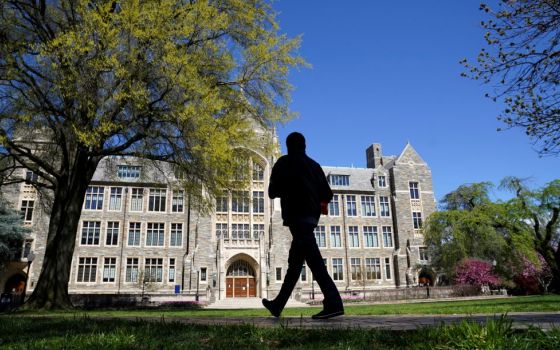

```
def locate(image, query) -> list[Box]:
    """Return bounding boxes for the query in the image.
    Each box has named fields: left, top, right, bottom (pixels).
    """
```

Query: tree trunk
left=24, top=152, right=99, bottom=310
left=538, top=244, right=560, bottom=293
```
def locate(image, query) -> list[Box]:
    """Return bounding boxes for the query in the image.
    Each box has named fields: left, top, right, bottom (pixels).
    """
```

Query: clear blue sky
left=271, top=0, right=558, bottom=202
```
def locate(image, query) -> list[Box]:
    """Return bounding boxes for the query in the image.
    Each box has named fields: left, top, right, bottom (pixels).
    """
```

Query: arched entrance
left=3, top=274, right=26, bottom=303
left=418, top=266, right=435, bottom=286
left=226, top=260, right=256, bottom=298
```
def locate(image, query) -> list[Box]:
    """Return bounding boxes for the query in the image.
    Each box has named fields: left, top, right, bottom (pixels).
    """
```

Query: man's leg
left=271, top=225, right=306, bottom=311
left=301, top=232, right=343, bottom=312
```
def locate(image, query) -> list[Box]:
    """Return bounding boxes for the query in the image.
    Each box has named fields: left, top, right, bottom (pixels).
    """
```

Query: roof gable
left=396, top=143, right=426, bottom=165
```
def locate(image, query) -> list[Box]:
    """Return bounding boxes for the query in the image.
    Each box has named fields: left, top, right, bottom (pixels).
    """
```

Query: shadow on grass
left=0, top=315, right=559, bottom=350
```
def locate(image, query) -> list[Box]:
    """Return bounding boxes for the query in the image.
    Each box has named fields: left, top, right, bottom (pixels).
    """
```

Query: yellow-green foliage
left=1, top=0, right=304, bottom=203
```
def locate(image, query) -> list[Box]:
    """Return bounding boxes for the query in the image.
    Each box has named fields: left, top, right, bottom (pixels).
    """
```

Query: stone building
left=1, top=140, right=435, bottom=303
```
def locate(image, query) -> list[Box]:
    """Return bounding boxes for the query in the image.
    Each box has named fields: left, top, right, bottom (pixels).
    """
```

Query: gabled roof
left=395, top=143, right=426, bottom=165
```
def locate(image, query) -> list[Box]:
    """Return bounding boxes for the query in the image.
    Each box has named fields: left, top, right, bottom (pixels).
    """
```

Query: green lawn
left=2, top=296, right=560, bottom=349
left=7, top=295, right=560, bottom=318
left=1, top=315, right=559, bottom=349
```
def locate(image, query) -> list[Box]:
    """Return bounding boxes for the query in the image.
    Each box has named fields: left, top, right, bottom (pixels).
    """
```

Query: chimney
left=366, top=143, right=382, bottom=168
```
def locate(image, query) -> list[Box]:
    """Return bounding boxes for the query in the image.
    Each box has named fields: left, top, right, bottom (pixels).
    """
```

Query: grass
left=7, top=295, right=560, bottom=318
left=0, top=315, right=559, bottom=349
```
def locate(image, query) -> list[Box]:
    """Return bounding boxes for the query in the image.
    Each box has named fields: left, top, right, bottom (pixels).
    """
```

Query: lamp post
left=311, top=276, right=315, bottom=300
left=195, top=270, right=200, bottom=301
left=22, top=251, right=35, bottom=304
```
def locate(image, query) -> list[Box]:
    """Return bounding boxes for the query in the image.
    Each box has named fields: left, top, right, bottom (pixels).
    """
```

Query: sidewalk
left=92, top=312, right=560, bottom=331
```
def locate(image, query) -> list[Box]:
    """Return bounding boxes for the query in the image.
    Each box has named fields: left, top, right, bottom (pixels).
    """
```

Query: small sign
left=174, top=285, right=180, bottom=294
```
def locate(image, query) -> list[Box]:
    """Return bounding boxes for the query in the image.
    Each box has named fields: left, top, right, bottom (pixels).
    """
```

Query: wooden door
left=248, top=277, right=256, bottom=297
left=234, top=277, right=248, bottom=297
left=226, top=277, right=234, bottom=298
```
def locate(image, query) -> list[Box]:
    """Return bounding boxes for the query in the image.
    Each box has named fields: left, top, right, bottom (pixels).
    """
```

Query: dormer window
left=117, top=165, right=141, bottom=178
left=378, top=175, right=387, bottom=188
left=25, top=170, right=38, bottom=184
left=329, top=174, right=349, bottom=186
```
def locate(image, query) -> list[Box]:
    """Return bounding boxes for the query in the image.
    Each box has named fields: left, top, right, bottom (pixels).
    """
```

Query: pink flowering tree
left=519, top=254, right=553, bottom=294
left=454, top=259, right=500, bottom=290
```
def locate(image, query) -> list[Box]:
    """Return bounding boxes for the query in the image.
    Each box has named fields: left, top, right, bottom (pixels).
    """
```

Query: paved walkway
left=207, top=297, right=309, bottom=309
left=91, top=312, right=560, bottom=331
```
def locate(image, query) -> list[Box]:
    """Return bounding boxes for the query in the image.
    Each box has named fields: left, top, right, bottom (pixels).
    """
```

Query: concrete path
left=207, top=297, right=309, bottom=309
left=91, top=312, right=560, bottom=331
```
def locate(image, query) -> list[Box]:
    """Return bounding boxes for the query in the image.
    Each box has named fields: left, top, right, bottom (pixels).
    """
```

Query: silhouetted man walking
left=262, top=132, right=344, bottom=319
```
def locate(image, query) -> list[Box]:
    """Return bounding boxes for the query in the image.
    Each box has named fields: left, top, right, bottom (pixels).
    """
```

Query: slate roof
left=322, top=166, right=374, bottom=192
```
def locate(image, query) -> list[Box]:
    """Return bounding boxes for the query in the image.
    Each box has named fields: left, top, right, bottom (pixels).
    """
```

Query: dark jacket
left=269, top=151, right=333, bottom=226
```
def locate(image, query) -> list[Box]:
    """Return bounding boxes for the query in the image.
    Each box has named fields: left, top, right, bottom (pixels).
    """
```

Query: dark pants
left=274, top=223, right=343, bottom=311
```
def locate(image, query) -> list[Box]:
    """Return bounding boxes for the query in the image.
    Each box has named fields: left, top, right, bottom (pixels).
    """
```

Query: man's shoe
left=311, top=308, right=344, bottom=320
left=262, top=298, right=281, bottom=318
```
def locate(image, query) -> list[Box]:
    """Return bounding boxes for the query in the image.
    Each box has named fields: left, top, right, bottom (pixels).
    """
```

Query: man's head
left=286, top=132, right=306, bottom=154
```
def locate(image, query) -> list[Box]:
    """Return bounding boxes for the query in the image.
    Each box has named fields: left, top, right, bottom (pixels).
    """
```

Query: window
left=128, top=222, right=141, bottom=246
left=145, top=258, right=163, bottom=282
left=379, top=196, right=390, bottom=217
left=276, top=267, right=282, bottom=281
left=346, top=195, right=357, bottom=216
left=365, top=258, right=381, bottom=280
left=84, top=186, right=104, bottom=210
left=25, top=170, right=38, bottom=183
left=216, top=195, right=228, bottom=213
left=172, top=190, right=184, bottom=212
left=169, top=258, right=176, bottom=283
left=351, top=258, right=362, bottom=280
left=363, top=226, right=379, bottom=247
left=170, top=223, right=183, bottom=246
left=102, top=257, right=117, bottom=282
left=117, top=165, right=141, bottom=178
left=385, top=257, right=392, bottom=279
left=301, top=263, right=307, bottom=282
left=348, top=226, right=360, bottom=247
left=253, top=224, right=264, bottom=239
left=314, top=226, right=326, bottom=247
left=378, top=175, right=387, bottom=188
left=130, top=188, right=143, bottom=212
left=328, top=195, right=340, bottom=216
left=81, top=221, right=101, bottom=245
left=253, top=162, right=264, bottom=181
left=77, top=257, right=97, bottom=282
left=329, top=175, right=349, bottom=186
left=419, top=247, right=429, bottom=261
left=252, top=191, right=264, bottom=213
left=330, top=226, right=341, bottom=248
left=148, top=189, right=167, bottom=212
left=20, top=200, right=34, bottom=222
left=409, top=182, right=420, bottom=199
left=200, top=267, right=207, bottom=282
left=412, top=212, right=423, bottom=229
left=125, top=258, right=139, bottom=282
left=109, top=187, right=123, bottom=211
left=382, top=226, right=393, bottom=247
left=105, top=221, right=119, bottom=246
left=216, top=223, right=228, bottom=238
left=232, top=223, right=250, bottom=239
left=232, top=191, right=250, bottom=213
left=146, top=223, right=165, bottom=246
left=22, top=240, right=33, bottom=259
left=332, top=258, right=344, bottom=281
left=361, top=196, right=376, bottom=216
left=233, top=158, right=249, bottom=181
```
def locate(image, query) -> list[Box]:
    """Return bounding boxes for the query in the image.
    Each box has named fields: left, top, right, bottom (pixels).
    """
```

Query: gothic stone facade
left=1, top=142, right=435, bottom=303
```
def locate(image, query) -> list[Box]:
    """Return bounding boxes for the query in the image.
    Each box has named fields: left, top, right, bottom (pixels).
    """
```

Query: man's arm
left=268, top=159, right=284, bottom=199
left=318, top=166, right=333, bottom=203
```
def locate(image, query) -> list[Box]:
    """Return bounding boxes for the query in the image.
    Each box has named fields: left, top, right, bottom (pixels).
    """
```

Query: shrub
left=451, top=284, right=481, bottom=297
left=454, top=259, right=500, bottom=288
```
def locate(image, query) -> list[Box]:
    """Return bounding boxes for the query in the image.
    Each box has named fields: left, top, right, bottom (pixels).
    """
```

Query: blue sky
left=271, top=0, right=558, bottom=202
